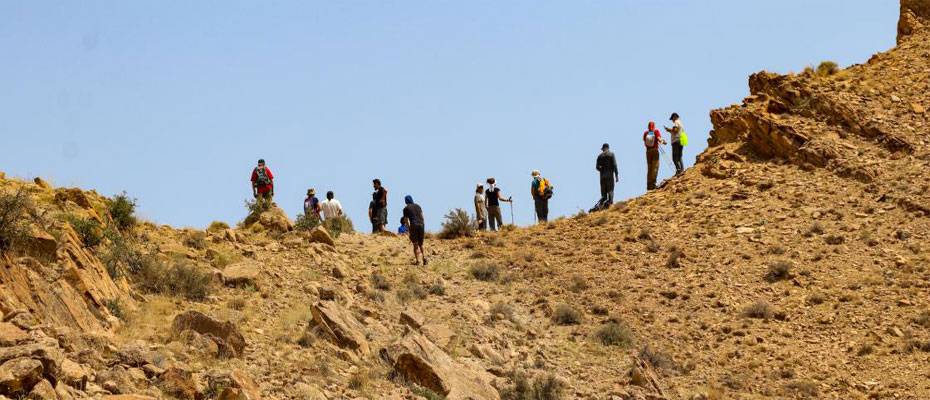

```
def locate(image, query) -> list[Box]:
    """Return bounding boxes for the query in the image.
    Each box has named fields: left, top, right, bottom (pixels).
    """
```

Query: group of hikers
left=249, top=113, right=687, bottom=264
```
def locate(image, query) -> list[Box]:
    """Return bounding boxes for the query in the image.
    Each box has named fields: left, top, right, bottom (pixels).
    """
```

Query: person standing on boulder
left=251, top=159, right=274, bottom=207
left=530, top=170, right=552, bottom=223
left=474, top=184, right=488, bottom=231
left=595, top=143, right=619, bottom=208
left=643, top=121, right=666, bottom=190
left=371, top=179, right=388, bottom=233
left=303, top=188, right=322, bottom=220
left=664, top=112, right=686, bottom=175
left=402, top=195, right=428, bottom=265
left=485, top=178, right=512, bottom=232
left=320, top=191, right=344, bottom=221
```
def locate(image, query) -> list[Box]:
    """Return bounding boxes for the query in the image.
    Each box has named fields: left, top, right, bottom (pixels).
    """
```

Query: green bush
left=183, top=231, right=208, bottom=250
left=323, top=215, right=354, bottom=238
left=294, top=213, right=321, bottom=231
left=0, top=188, right=33, bottom=252
left=439, top=208, right=475, bottom=239
left=136, top=259, right=211, bottom=301
left=108, top=192, right=137, bottom=231
left=244, top=198, right=270, bottom=216
left=66, top=215, right=103, bottom=248
left=102, top=230, right=146, bottom=278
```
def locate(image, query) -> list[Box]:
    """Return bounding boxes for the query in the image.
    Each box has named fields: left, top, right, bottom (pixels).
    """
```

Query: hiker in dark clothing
left=402, top=195, right=427, bottom=265
left=596, top=143, right=619, bottom=208
left=371, top=179, right=388, bottom=233
left=530, top=170, right=551, bottom=223
left=485, top=178, right=512, bottom=231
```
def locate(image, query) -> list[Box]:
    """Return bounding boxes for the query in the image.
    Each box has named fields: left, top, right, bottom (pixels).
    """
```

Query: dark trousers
left=534, top=198, right=548, bottom=223
left=646, top=148, right=660, bottom=190
left=487, top=205, right=503, bottom=231
left=672, top=142, right=684, bottom=175
left=599, top=175, right=615, bottom=206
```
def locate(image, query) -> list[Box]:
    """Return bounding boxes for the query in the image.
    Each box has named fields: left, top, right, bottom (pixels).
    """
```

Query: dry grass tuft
left=470, top=262, right=501, bottom=282
left=552, top=304, right=581, bottom=325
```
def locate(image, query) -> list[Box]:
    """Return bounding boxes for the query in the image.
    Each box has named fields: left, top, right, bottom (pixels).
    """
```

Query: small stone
left=912, top=103, right=926, bottom=114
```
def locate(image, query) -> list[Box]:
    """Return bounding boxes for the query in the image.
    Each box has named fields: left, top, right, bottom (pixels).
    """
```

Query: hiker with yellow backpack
left=664, top=112, right=688, bottom=176
left=530, top=170, right=553, bottom=223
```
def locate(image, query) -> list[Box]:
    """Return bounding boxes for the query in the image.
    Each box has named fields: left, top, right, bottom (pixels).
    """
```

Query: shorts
left=409, top=225, right=425, bottom=246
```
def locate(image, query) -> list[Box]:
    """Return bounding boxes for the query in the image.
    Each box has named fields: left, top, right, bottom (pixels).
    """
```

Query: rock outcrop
left=171, top=311, right=247, bottom=358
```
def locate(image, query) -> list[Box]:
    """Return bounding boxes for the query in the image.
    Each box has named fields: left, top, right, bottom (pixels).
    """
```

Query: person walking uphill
left=643, top=121, right=666, bottom=190
left=664, top=113, right=687, bottom=175
left=304, top=189, right=321, bottom=220
left=371, top=179, right=388, bottom=233
left=251, top=159, right=275, bottom=207
left=596, top=143, right=619, bottom=208
left=530, top=170, right=553, bottom=223
left=402, top=195, right=427, bottom=265
left=485, top=178, right=512, bottom=232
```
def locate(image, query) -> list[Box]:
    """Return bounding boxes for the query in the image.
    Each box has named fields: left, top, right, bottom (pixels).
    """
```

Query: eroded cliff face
left=899, top=0, right=930, bottom=43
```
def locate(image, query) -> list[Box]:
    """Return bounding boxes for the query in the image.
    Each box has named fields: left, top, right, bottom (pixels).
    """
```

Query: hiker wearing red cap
left=643, top=121, right=666, bottom=190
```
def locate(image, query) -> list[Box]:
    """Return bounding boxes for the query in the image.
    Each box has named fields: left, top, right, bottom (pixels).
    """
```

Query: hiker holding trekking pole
left=484, top=178, right=512, bottom=232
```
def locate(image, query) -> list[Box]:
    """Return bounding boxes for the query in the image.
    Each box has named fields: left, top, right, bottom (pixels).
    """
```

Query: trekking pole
left=658, top=146, right=676, bottom=170
left=509, top=201, right=515, bottom=226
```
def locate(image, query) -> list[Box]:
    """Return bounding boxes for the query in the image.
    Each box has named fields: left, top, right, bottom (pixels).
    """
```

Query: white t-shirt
left=320, top=199, right=343, bottom=220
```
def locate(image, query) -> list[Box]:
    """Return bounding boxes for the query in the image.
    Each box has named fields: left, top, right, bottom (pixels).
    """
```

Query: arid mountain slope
left=0, top=2, right=927, bottom=400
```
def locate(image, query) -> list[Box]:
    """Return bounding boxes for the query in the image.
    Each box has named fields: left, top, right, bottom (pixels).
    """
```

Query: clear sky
left=0, top=1, right=897, bottom=231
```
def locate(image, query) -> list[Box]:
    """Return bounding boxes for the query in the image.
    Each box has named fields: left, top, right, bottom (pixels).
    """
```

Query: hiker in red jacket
left=251, top=159, right=275, bottom=207
left=643, top=121, right=666, bottom=190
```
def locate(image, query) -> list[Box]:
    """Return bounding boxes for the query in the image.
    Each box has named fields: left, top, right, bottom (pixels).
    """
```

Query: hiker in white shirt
left=320, top=191, right=344, bottom=220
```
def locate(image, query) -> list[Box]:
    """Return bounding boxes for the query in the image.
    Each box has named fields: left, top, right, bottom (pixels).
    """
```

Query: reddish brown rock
left=171, top=311, right=246, bottom=358
left=310, top=301, right=369, bottom=355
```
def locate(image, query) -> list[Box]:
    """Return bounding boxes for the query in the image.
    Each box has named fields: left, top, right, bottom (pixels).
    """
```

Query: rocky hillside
left=0, top=2, right=927, bottom=399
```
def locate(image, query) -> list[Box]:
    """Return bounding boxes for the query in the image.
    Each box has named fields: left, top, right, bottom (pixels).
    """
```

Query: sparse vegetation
left=914, top=310, right=930, bottom=328
left=470, top=262, right=500, bottom=282
left=244, top=198, right=271, bottom=216
left=294, top=213, right=321, bottom=231
left=206, top=221, right=230, bottom=232
left=806, top=293, right=827, bottom=306
left=136, top=260, right=212, bottom=301
left=666, top=246, right=683, bottom=268
left=594, top=321, right=634, bottom=347
left=0, top=188, right=34, bottom=252
left=743, top=300, right=774, bottom=320
left=107, top=191, right=137, bottom=231
left=227, top=297, right=247, bottom=310
left=785, top=380, right=819, bottom=397
left=370, top=271, right=391, bottom=291
left=552, top=304, right=581, bottom=325
left=410, top=385, right=446, bottom=400
left=396, top=273, right=427, bottom=303
left=183, top=231, right=208, bottom=250
left=804, top=222, right=825, bottom=237
left=66, top=215, right=103, bottom=248
left=816, top=61, right=839, bottom=76
left=569, top=274, right=588, bottom=292
left=489, top=302, right=515, bottom=323
left=348, top=368, right=369, bottom=390
left=500, top=371, right=566, bottom=400
left=639, top=345, right=676, bottom=371
left=105, top=298, right=125, bottom=320
left=428, top=279, right=446, bottom=296
left=439, top=208, right=475, bottom=239
left=765, top=260, right=793, bottom=282
left=824, top=234, right=845, bottom=245
left=323, top=215, right=354, bottom=238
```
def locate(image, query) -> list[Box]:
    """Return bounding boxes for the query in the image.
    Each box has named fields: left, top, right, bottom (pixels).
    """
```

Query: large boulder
left=308, top=226, right=335, bottom=247
left=221, top=262, right=261, bottom=288
left=158, top=367, right=199, bottom=400
left=0, top=323, right=29, bottom=346
left=0, top=357, right=44, bottom=396
left=243, top=206, right=292, bottom=234
left=215, top=369, right=262, bottom=400
left=381, top=332, right=499, bottom=400
left=171, top=311, right=246, bottom=358
left=899, top=0, right=930, bottom=43
left=310, top=301, right=369, bottom=355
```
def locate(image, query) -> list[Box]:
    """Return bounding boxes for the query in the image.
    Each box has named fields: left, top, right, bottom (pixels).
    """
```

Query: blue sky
left=0, top=1, right=897, bottom=231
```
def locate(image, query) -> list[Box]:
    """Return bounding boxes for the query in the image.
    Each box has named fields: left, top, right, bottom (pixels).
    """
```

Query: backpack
left=254, top=167, right=271, bottom=186
left=644, top=130, right=657, bottom=147
left=680, top=130, right=689, bottom=146
left=538, top=178, right=554, bottom=199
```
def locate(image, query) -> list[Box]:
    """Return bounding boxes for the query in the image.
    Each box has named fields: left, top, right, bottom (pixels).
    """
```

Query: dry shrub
left=428, top=279, right=446, bottom=296
left=569, top=274, right=588, bottom=292
left=639, top=345, right=676, bottom=371
left=0, top=188, right=34, bottom=252
left=489, top=302, right=515, bottom=323
left=666, top=246, right=683, bottom=268
left=806, top=293, right=827, bottom=306
left=765, top=261, right=793, bottom=282
left=595, top=322, right=634, bottom=347
left=785, top=380, right=819, bottom=397
left=183, top=231, right=208, bottom=250
left=815, top=61, right=839, bottom=76
left=470, top=262, right=500, bottom=282
left=370, top=271, right=391, bottom=291
left=227, top=297, right=247, bottom=310
left=914, top=310, right=930, bottom=328
left=552, top=304, right=581, bottom=325
left=439, top=208, right=475, bottom=239
left=137, top=260, right=211, bottom=301
left=323, top=215, right=354, bottom=238
left=396, top=273, right=427, bottom=303
left=742, top=300, right=774, bottom=320
left=206, top=221, right=230, bottom=232
left=824, top=234, right=845, bottom=245
left=500, top=371, right=565, bottom=400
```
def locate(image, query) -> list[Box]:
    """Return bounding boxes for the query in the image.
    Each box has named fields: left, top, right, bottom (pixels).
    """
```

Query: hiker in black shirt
left=403, top=195, right=427, bottom=265
left=371, top=179, right=388, bottom=233
left=596, top=143, right=619, bottom=209
left=484, top=177, right=512, bottom=231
